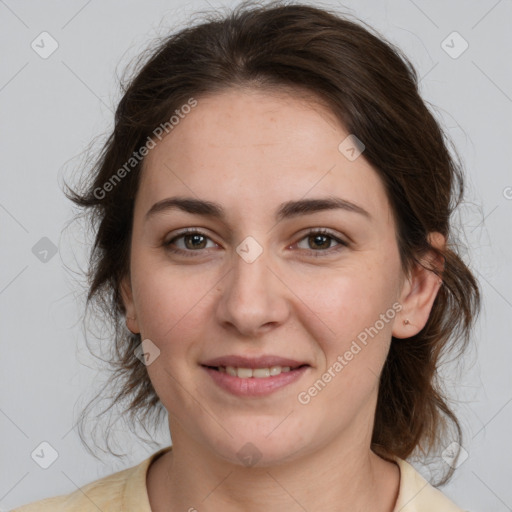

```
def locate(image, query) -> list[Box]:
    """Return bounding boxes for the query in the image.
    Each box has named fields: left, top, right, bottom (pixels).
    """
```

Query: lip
left=200, top=355, right=311, bottom=397
left=201, top=355, right=308, bottom=369
left=201, top=365, right=310, bottom=397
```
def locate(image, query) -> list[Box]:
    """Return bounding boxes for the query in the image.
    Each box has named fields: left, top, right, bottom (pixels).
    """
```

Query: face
left=121, top=87, right=438, bottom=466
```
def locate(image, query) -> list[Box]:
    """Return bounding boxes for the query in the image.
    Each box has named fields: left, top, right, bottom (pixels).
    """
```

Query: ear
left=120, top=274, right=140, bottom=334
left=392, top=232, right=445, bottom=339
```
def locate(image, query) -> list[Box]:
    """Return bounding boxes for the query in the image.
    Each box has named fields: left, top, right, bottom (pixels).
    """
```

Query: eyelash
left=164, top=228, right=348, bottom=258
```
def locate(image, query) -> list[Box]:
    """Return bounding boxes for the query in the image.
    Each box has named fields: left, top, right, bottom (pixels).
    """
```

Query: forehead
left=138, top=87, right=392, bottom=225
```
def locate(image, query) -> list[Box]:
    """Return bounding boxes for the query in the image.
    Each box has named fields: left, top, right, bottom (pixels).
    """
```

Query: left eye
left=295, top=230, right=347, bottom=253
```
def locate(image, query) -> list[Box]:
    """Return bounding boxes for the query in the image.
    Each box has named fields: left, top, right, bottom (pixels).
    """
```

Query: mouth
left=201, top=363, right=309, bottom=379
left=200, top=357, right=311, bottom=397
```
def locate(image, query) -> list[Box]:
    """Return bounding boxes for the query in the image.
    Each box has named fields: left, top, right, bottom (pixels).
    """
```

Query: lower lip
left=202, top=365, right=310, bottom=397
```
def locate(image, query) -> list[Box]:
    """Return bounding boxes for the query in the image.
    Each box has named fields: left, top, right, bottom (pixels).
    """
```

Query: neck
left=147, top=423, right=400, bottom=512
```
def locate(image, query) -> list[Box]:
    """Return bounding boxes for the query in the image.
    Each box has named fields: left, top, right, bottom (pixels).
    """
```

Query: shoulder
left=393, top=456, right=468, bottom=512
left=10, top=447, right=172, bottom=512
left=10, top=465, right=135, bottom=512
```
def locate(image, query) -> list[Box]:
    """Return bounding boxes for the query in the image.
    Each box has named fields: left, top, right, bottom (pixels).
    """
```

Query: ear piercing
left=402, top=279, right=442, bottom=327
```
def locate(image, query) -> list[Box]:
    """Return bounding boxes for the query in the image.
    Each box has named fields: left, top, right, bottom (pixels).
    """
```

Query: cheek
left=294, top=262, right=398, bottom=345
left=297, top=272, right=397, bottom=413
left=130, top=262, right=213, bottom=405
left=293, top=264, right=400, bottom=413
left=131, top=255, right=212, bottom=346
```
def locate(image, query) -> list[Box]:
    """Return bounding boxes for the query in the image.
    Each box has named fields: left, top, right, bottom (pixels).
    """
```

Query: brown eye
left=164, top=229, right=218, bottom=256
left=181, top=233, right=208, bottom=250
left=295, top=229, right=348, bottom=256
left=306, top=233, right=333, bottom=250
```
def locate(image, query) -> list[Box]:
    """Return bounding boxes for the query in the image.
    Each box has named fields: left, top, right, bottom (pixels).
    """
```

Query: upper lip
left=201, top=355, right=309, bottom=369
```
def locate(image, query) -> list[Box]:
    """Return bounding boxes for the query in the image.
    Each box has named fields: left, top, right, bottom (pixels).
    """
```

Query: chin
left=204, top=425, right=309, bottom=468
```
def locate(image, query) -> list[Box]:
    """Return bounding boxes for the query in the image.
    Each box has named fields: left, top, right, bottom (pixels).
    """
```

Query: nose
left=215, top=245, right=290, bottom=338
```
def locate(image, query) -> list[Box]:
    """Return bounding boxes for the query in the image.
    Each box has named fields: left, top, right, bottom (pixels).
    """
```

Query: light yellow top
left=11, top=446, right=468, bottom=511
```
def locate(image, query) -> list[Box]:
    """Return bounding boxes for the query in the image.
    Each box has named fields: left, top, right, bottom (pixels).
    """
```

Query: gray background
left=1, top=0, right=511, bottom=510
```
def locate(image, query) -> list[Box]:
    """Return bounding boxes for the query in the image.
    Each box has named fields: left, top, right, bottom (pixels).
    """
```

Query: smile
left=201, top=364, right=310, bottom=397
left=210, top=365, right=305, bottom=378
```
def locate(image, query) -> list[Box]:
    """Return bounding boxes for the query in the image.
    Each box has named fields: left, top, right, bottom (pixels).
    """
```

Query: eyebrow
left=145, top=196, right=372, bottom=223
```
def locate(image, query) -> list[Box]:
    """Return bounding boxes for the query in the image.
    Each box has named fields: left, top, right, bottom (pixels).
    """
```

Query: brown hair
left=67, top=0, right=480, bottom=485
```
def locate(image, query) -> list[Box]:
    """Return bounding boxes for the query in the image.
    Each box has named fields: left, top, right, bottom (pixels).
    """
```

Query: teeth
left=226, top=366, right=237, bottom=377
left=237, top=367, right=253, bottom=379
left=253, top=368, right=270, bottom=378
left=222, top=365, right=292, bottom=378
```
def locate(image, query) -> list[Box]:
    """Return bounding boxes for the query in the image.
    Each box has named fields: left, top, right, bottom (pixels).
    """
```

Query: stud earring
left=403, top=319, right=410, bottom=325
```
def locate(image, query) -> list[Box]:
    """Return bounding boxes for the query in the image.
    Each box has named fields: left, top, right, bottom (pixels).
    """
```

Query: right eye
left=164, top=229, right=219, bottom=256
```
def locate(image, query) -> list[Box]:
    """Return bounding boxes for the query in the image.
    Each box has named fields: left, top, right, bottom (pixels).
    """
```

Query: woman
left=13, top=1, right=480, bottom=511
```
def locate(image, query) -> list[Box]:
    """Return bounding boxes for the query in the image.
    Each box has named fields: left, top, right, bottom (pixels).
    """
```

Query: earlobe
left=120, top=275, right=140, bottom=334
left=392, top=233, right=445, bottom=339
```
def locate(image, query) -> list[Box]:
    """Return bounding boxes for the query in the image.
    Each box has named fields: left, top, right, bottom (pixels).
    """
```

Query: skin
left=121, top=87, right=444, bottom=512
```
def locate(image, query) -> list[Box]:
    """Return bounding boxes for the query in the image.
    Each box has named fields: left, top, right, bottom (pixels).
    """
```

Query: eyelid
left=294, top=227, right=348, bottom=245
